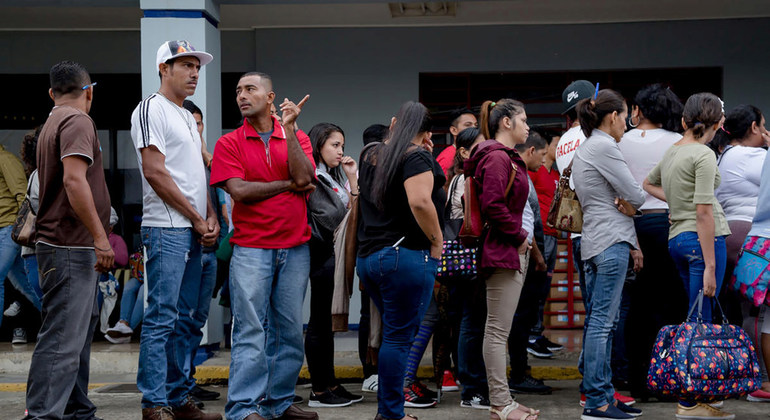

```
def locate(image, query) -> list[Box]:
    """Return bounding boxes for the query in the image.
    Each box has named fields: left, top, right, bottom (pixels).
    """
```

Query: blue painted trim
left=143, top=10, right=218, bottom=28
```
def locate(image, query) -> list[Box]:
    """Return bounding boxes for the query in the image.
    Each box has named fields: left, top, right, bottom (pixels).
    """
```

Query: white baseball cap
left=156, top=40, right=213, bottom=69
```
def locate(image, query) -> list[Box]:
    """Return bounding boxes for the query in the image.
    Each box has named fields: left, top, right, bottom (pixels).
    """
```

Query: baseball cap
left=156, top=40, right=213, bottom=69
left=562, top=80, right=595, bottom=114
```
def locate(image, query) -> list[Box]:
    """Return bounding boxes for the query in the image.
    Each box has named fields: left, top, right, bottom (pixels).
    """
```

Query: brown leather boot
left=142, top=406, right=175, bottom=420
left=277, top=404, right=319, bottom=420
left=172, top=397, right=223, bottom=420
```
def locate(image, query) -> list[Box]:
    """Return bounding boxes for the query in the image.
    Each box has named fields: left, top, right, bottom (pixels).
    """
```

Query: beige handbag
left=11, top=180, right=36, bottom=247
left=546, top=160, right=583, bottom=233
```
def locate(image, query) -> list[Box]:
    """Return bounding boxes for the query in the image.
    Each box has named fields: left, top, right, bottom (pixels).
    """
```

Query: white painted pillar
left=139, top=0, right=222, bottom=152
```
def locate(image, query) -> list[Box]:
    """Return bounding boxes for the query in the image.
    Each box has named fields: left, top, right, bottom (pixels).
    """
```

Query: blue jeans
left=0, top=226, right=41, bottom=324
left=357, top=247, right=437, bottom=420
left=23, top=254, right=43, bottom=307
left=137, top=227, right=203, bottom=409
left=458, top=281, right=488, bottom=400
left=184, top=251, right=217, bottom=391
left=668, top=232, right=727, bottom=324
left=119, top=277, right=144, bottom=330
left=582, top=242, right=630, bottom=410
left=226, top=243, right=310, bottom=420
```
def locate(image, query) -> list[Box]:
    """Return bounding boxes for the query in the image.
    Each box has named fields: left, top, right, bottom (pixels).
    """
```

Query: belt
left=640, top=209, right=668, bottom=215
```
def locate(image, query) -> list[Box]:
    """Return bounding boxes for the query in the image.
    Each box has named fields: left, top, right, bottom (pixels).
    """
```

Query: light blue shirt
left=748, top=148, right=770, bottom=238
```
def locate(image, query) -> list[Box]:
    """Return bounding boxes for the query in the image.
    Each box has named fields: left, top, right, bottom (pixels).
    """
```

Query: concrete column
left=139, top=0, right=224, bottom=345
left=139, top=0, right=222, bottom=152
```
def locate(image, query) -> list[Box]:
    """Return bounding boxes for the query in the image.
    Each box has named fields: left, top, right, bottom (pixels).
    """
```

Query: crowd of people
left=3, top=38, right=770, bottom=420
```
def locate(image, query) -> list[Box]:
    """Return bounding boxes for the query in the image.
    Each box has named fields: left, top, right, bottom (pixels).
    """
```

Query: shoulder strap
left=504, top=162, right=517, bottom=197
left=717, top=145, right=734, bottom=166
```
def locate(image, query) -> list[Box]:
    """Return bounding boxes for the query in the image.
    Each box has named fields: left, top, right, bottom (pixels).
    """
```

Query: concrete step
left=0, top=330, right=583, bottom=383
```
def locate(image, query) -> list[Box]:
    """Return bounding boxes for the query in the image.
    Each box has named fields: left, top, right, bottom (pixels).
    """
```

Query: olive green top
left=647, top=142, right=731, bottom=240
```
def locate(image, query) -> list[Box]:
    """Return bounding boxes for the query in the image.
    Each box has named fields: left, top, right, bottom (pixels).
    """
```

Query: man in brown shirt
left=24, top=60, right=113, bottom=420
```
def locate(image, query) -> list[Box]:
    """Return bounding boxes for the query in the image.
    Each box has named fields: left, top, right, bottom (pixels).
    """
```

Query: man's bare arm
left=62, top=156, right=114, bottom=271
left=280, top=95, right=314, bottom=187
left=141, top=146, right=208, bottom=236
left=223, top=177, right=314, bottom=203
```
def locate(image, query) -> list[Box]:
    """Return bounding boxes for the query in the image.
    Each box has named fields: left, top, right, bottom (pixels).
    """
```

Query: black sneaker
left=191, top=385, right=220, bottom=401
left=582, top=404, right=634, bottom=419
left=308, top=390, right=352, bottom=408
left=459, top=394, right=490, bottom=410
left=331, top=384, right=363, bottom=403
left=526, top=338, right=554, bottom=358
left=537, top=335, right=564, bottom=352
left=293, top=394, right=304, bottom=403
left=410, top=381, right=438, bottom=401
left=509, top=375, right=552, bottom=395
left=616, top=401, right=642, bottom=417
left=403, top=385, right=438, bottom=408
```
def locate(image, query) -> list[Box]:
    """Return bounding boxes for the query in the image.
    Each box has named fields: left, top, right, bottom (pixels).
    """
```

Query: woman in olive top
left=644, top=92, right=732, bottom=420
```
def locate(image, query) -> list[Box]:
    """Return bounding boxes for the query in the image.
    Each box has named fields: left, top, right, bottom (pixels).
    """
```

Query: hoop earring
left=629, top=115, right=640, bottom=128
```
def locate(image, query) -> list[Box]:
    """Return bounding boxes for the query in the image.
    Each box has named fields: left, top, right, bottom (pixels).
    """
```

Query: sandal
left=489, top=402, right=538, bottom=420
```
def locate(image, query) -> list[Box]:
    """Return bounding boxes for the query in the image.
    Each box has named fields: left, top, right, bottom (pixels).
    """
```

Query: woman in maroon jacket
left=464, top=99, right=538, bottom=420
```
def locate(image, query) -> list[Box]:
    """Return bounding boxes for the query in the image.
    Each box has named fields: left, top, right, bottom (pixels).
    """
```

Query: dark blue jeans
left=668, top=232, right=727, bottom=324
left=357, top=247, right=437, bottom=420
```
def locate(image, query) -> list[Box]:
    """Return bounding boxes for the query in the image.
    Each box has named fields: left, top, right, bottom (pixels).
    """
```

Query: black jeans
left=508, top=250, right=548, bottom=382
left=457, top=279, right=488, bottom=400
left=25, top=244, right=99, bottom=420
left=358, top=290, right=378, bottom=378
left=626, top=213, right=688, bottom=397
left=304, top=257, right=337, bottom=392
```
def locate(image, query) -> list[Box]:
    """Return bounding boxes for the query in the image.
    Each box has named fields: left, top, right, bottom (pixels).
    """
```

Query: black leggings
left=304, top=256, right=337, bottom=392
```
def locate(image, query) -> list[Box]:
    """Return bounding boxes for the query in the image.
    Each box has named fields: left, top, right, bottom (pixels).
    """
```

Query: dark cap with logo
left=562, top=80, right=595, bottom=114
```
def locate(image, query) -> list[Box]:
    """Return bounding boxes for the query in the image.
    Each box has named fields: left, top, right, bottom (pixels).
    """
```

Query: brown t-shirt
left=36, top=106, right=110, bottom=247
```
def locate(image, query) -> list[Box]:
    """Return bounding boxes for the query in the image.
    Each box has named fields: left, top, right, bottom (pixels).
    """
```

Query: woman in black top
left=357, top=101, right=445, bottom=420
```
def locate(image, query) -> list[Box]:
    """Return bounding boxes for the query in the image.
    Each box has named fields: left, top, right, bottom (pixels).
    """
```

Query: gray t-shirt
left=573, top=129, right=645, bottom=261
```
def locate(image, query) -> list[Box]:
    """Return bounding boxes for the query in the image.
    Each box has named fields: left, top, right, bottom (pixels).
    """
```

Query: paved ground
left=1, top=378, right=769, bottom=419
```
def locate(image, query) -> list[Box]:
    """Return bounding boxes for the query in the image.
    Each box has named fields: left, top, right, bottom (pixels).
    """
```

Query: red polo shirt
left=530, top=164, right=560, bottom=237
left=210, top=116, right=315, bottom=249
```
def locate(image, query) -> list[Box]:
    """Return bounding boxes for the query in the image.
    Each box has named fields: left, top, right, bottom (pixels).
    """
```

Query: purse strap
left=686, top=289, right=729, bottom=325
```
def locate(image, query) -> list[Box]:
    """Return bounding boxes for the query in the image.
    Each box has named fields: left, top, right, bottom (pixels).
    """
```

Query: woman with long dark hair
left=572, top=89, right=645, bottom=420
left=356, top=101, right=445, bottom=420
left=712, top=105, right=768, bottom=325
left=304, top=122, right=362, bottom=408
left=645, top=93, right=733, bottom=419
left=618, top=84, right=688, bottom=398
left=463, top=99, right=539, bottom=420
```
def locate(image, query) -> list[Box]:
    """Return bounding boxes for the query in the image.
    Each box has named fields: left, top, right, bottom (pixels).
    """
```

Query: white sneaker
left=362, top=375, right=378, bottom=393
left=104, top=334, right=130, bottom=344
left=106, top=322, right=133, bottom=338
left=4, top=301, right=21, bottom=317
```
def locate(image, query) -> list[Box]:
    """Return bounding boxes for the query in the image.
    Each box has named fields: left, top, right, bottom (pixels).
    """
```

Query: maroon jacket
left=463, top=139, right=529, bottom=271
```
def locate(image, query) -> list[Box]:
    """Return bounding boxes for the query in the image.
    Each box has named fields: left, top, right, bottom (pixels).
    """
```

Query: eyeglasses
left=81, top=82, right=97, bottom=90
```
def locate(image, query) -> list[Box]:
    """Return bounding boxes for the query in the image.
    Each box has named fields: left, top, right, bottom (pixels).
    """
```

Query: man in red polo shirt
left=210, top=72, right=318, bottom=420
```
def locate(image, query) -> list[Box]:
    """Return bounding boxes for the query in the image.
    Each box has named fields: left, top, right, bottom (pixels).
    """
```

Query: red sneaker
left=579, top=392, right=635, bottom=407
left=441, top=370, right=459, bottom=392
left=748, top=389, right=770, bottom=402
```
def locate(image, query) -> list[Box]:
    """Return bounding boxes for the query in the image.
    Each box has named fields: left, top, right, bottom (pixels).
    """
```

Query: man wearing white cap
left=130, top=40, right=221, bottom=420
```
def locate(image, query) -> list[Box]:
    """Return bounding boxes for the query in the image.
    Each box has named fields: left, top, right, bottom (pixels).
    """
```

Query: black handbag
left=308, top=175, right=347, bottom=244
